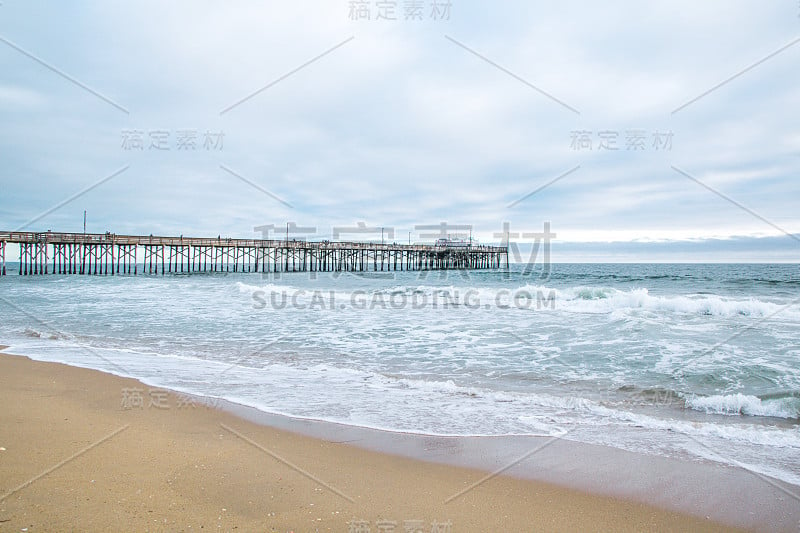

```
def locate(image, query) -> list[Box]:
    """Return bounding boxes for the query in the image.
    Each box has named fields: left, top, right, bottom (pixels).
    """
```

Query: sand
left=0, top=351, right=741, bottom=532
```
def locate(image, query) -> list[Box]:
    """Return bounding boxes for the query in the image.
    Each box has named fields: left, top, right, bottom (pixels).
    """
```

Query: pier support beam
left=117, top=244, right=136, bottom=274
left=52, top=243, right=70, bottom=274
left=21, top=242, right=49, bottom=275
left=84, top=244, right=96, bottom=275
left=35, top=242, right=47, bottom=274
left=100, top=244, right=114, bottom=275
left=19, top=243, right=27, bottom=275
left=143, top=244, right=165, bottom=275
left=193, top=246, right=212, bottom=272
left=167, top=245, right=190, bottom=273
left=238, top=246, right=256, bottom=272
left=214, top=246, right=234, bottom=272
left=67, top=243, right=80, bottom=274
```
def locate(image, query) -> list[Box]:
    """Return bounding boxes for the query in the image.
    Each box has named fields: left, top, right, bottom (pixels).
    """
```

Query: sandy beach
left=0, top=350, right=742, bottom=532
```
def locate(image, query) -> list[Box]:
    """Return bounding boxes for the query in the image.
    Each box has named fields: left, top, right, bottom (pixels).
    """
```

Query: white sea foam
left=236, top=281, right=298, bottom=293
left=516, top=285, right=795, bottom=317
left=237, top=281, right=794, bottom=318
left=687, top=393, right=800, bottom=419
left=4, top=336, right=800, bottom=485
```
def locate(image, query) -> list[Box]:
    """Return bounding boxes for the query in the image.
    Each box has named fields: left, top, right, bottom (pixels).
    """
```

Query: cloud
left=0, top=1, right=797, bottom=262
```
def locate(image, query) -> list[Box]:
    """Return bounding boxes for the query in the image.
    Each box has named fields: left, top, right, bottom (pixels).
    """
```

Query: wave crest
left=687, top=393, right=800, bottom=419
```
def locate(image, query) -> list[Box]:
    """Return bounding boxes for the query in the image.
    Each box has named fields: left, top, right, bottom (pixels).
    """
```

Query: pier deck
left=0, top=231, right=508, bottom=276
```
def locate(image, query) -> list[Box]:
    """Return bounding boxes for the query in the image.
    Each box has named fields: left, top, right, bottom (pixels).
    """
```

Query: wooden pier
left=0, top=231, right=509, bottom=276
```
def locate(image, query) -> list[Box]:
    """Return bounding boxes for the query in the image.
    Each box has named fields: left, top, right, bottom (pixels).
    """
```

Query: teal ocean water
left=1, top=263, right=798, bottom=485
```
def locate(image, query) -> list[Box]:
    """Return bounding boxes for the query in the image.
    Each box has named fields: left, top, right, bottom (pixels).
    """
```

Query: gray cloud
left=0, top=1, right=797, bottom=262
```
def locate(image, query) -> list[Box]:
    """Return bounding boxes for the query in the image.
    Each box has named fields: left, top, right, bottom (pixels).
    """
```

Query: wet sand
left=0, top=351, right=744, bottom=532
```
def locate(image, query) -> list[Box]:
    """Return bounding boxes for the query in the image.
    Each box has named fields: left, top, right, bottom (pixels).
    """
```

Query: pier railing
left=0, top=231, right=509, bottom=276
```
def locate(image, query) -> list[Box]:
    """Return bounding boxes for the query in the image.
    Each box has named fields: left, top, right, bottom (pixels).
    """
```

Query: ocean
left=1, top=263, right=798, bottom=487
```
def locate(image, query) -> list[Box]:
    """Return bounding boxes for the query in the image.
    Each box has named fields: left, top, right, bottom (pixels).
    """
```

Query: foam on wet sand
left=0, top=351, right=746, bottom=532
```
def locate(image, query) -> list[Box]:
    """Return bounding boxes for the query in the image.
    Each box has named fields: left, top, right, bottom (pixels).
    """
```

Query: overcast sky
left=1, top=1, right=798, bottom=261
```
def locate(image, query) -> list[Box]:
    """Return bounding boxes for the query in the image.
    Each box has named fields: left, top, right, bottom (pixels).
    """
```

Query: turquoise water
left=1, top=263, right=798, bottom=485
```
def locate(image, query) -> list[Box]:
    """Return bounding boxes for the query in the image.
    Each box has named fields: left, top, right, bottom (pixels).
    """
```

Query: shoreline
left=221, top=398, right=800, bottom=529
left=2, top=343, right=799, bottom=529
left=0, top=350, right=753, bottom=532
